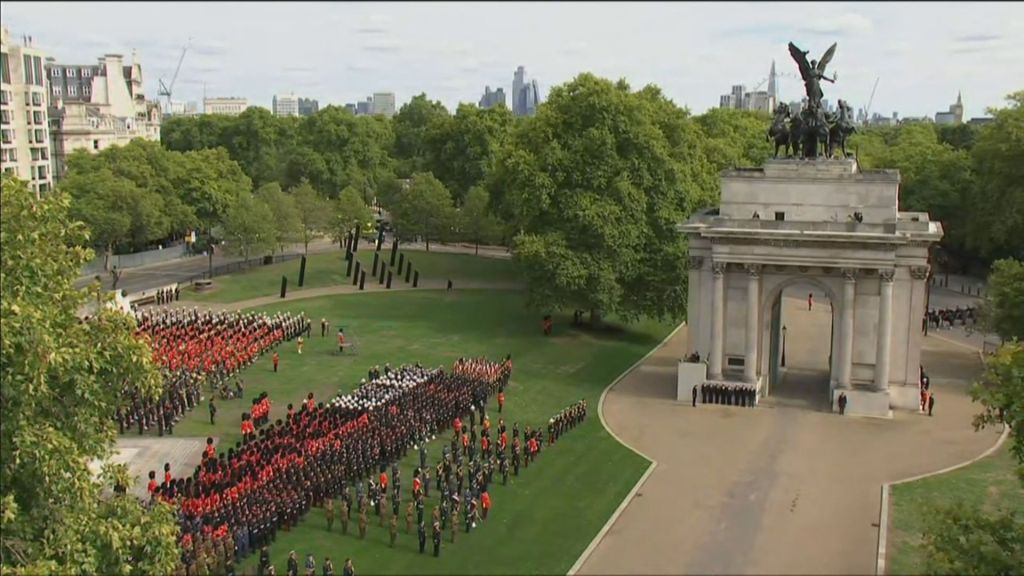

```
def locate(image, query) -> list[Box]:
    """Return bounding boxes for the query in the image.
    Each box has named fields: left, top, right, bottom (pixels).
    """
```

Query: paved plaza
left=577, top=294, right=1001, bottom=575
left=100, top=436, right=210, bottom=499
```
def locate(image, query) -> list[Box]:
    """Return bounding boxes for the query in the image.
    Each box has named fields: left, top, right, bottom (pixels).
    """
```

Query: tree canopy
left=493, top=73, right=716, bottom=322
left=0, top=174, right=178, bottom=574
left=389, top=172, right=455, bottom=251
left=220, top=192, right=277, bottom=261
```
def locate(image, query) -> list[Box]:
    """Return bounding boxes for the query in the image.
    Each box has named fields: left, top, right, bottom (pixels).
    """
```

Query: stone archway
left=758, top=273, right=839, bottom=408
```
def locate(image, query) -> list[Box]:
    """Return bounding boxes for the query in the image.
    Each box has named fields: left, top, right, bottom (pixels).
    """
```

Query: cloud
left=355, top=26, right=388, bottom=35
left=347, top=62, right=374, bottom=73
left=955, top=33, right=1002, bottom=43
left=796, top=13, right=873, bottom=36
left=950, top=43, right=1003, bottom=55
left=283, top=65, right=315, bottom=74
left=361, top=41, right=403, bottom=53
left=190, top=41, right=228, bottom=57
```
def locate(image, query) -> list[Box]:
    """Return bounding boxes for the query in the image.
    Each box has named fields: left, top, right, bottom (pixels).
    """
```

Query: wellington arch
left=678, top=158, right=943, bottom=417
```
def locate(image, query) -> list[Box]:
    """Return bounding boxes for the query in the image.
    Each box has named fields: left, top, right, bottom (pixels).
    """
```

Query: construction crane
left=158, top=39, right=191, bottom=116
left=862, top=77, right=880, bottom=125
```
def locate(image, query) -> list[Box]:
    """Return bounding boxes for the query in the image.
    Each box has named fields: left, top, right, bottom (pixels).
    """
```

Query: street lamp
left=781, top=325, right=788, bottom=368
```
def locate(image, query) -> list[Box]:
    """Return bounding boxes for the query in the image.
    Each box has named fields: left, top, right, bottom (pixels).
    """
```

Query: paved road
left=577, top=295, right=1000, bottom=575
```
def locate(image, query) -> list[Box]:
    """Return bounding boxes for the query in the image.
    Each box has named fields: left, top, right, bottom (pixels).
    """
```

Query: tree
left=392, top=93, right=450, bottom=176
left=970, top=342, right=1024, bottom=479
left=981, top=259, right=1024, bottom=342
left=694, top=106, right=772, bottom=172
left=458, top=186, right=501, bottom=254
left=966, top=92, right=1024, bottom=263
left=495, top=74, right=703, bottom=323
left=0, top=174, right=179, bottom=574
left=290, top=180, right=330, bottom=254
left=424, top=103, right=513, bottom=204
left=331, top=185, right=373, bottom=246
left=220, top=192, right=277, bottom=261
left=389, top=172, right=455, bottom=251
left=918, top=502, right=1023, bottom=575
left=254, top=182, right=302, bottom=254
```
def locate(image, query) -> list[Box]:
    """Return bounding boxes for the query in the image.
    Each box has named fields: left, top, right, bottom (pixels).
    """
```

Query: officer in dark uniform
left=417, top=522, right=427, bottom=554
left=432, top=520, right=442, bottom=557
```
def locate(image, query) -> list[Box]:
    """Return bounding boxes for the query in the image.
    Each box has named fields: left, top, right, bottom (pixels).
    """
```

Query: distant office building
left=967, top=116, right=993, bottom=127
left=344, top=103, right=357, bottom=115
left=273, top=93, right=299, bottom=117
left=479, top=85, right=506, bottom=109
left=719, top=94, right=735, bottom=109
left=511, top=66, right=540, bottom=117
left=370, top=92, right=396, bottom=117
left=204, top=97, right=248, bottom=116
left=47, top=50, right=162, bottom=182
left=297, top=97, right=318, bottom=116
left=718, top=63, right=779, bottom=113
left=0, top=27, right=54, bottom=196
left=167, top=100, right=199, bottom=116
left=355, top=98, right=371, bottom=116
left=934, top=92, right=964, bottom=125
left=743, top=91, right=775, bottom=114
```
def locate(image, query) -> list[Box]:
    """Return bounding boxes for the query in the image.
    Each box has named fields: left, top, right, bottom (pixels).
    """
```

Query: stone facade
left=681, top=159, right=942, bottom=417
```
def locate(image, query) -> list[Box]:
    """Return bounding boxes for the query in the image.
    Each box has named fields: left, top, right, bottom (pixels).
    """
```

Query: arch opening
left=760, top=276, right=837, bottom=411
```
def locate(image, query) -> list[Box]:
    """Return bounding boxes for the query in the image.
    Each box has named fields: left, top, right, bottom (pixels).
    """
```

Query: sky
left=3, top=2, right=1022, bottom=119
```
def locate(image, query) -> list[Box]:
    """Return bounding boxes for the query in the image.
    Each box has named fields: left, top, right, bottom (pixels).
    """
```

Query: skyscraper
left=479, top=86, right=506, bottom=109
left=0, top=27, right=54, bottom=196
left=272, top=93, right=299, bottom=117
left=511, top=66, right=541, bottom=117
left=370, top=92, right=396, bottom=117
left=767, top=60, right=777, bottom=102
left=297, top=97, right=319, bottom=116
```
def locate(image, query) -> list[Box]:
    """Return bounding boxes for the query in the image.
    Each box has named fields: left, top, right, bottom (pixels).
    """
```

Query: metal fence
left=186, top=253, right=303, bottom=284
left=81, top=242, right=190, bottom=275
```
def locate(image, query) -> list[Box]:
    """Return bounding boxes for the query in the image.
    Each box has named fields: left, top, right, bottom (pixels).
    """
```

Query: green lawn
left=167, top=289, right=675, bottom=574
left=887, top=442, right=1024, bottom=575
left=183, top=248, right=520, bottom=304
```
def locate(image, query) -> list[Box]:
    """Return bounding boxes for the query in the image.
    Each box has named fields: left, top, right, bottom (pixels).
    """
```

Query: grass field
left=183, top=248, right=520, bottom=304
left=167, top=289, right=675, bottom=574
left=887, top=442, right=1023, bottom=574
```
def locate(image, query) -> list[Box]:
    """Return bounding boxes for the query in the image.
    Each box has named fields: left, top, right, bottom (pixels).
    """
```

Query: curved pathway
left=576, top=298, right=1001, bottom=575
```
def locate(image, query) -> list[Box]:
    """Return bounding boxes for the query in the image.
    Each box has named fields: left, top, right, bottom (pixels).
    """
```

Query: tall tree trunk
left=590, top=309, right=603, bottom=327
left=475, top=241, right=479, bottom=256
left=426, top=237, right=431, bottom=252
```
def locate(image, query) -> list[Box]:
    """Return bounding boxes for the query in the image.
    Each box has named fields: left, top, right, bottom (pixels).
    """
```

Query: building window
left=40, top=148, right=48, bottom=160
left=34, top=129, right=44, bottom=142
left=93, top=139, right=100, bottom=150
left=51, top=67, right=61, bottom=77
left=68, top=85, right=77, bottom=97
left=9, top=149, right=17, bottom=161
left=0, top=53, right=10, bottom=84
left=1, top=129, right=11, bottom=144
left=82, top=68, right=92, bottom=78
left=0, top=110, right=9, bottom=125
left=0, top=90, right=8, bottom=105
left=37, top=165, right=47, bottom=180
left=774, top=211, right=786, bottom=221
left=38, top=182, right=50, bottom=193
left=66, top=68, right=76, bottom=77
left=33, top=112, right=43, bottom=124
left=83, top=85, right=91, bottom=96
left=31, top=92, right=42, bottom=106
left=52, top=86, right=62, bottom=97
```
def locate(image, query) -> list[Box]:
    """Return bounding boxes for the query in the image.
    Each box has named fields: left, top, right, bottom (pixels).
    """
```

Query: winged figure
left=788, top=42, right=837, bottom=108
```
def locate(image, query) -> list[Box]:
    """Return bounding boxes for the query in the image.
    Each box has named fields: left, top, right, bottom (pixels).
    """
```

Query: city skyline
left=2, top=2, right=1022, bottom=118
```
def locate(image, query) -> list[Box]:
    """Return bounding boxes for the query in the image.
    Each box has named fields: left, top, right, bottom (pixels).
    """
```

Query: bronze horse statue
left=828, top=99, right=856, bottom=158
left=766, top=103, right=792, bottom=158
left=801, top=103, right=830, bottom=159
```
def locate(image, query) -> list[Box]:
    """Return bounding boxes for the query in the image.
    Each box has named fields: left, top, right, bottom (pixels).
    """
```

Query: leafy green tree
left=981, top=259, right=1024, bottom=342
left=458, top=186, right=502, bottom=254
left=176, top=148, right=252, bottom=233
left=290, top=180, right=330, bottom=254
left=0, top=174, right=179, bottom=575
left=496, top=73, right=702, bottom=323
left=424, top=103, right=513, bottom=204
left=694, top=107, right=771, bottom=172
left=393, top=93, right=450, bottom=176
left=971, top=342, right=1024, bottom=478
left=254, top=182, right=302, bottom=254
left=918, top=502, right=1023, bottom=576
left=331, top=185, right=374, bottom=246
left=966, top=92, right=1024, bottom=262
left=390, top=172, right=455, bottom=251
left=220, top=192, right=277, bottom=260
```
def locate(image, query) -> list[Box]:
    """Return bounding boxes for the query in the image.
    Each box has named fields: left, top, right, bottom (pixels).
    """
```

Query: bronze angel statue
left=788, top=41, right=837, bottom=110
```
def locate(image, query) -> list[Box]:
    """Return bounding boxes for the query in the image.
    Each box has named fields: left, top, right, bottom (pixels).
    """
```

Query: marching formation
left=925, top=306, right=978, bottom=331
left=120, top=309, right=310, bottom=436
left=546, top=400, right=588, bottom=445
left=150, top=356, right=520, bottom=575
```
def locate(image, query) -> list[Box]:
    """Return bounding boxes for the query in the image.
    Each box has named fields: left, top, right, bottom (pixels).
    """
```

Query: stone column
left=709, top=262, right=726, bottom=381
left=838, top=268, right=857, bottom=388
left=874, top=269, right=895, bottom=391
left=744, top=264, right=760, bottom=384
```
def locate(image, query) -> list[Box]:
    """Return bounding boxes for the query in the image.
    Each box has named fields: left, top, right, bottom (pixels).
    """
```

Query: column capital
left=841, top=268, right=858, bottom=282
left=712, top=262, right=727, bottom=276
left=878, top=269, right=895, bottom=282
left=910, top=266, right=929, bottom=280
left=688, top=256, right=704, bottom=269
left=744, top=264, right=762, bottom=278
